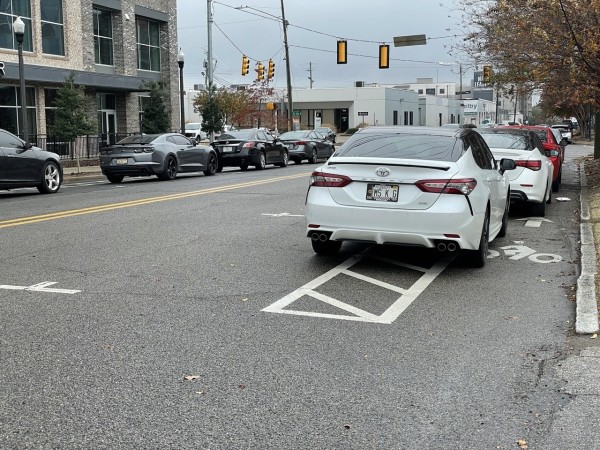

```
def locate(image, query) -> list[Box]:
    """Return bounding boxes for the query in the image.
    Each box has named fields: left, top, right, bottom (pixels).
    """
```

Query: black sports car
left=0, top=128, right=63, bottom=194
left=99, top=133, right=218, bottom=183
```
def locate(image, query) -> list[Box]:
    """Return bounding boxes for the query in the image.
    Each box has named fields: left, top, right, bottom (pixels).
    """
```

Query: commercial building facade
left=0, top=0, right=179, bottom=144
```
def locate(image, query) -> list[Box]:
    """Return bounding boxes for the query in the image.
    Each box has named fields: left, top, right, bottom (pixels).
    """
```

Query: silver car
left=99, top=133, right=218, bottom=183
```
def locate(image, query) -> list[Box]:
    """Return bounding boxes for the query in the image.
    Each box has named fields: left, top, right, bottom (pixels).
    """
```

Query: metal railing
left=30, top=133, right=135, bottom=160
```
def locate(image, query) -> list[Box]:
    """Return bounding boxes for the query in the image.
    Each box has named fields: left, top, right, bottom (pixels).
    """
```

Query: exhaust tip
left=437, top=243, right=447, bottom=252
left=447, top=242, right=457, bottom=252
left=319, top=233, right=329, bottom=242
left=311, top=233, right=320, bottom=241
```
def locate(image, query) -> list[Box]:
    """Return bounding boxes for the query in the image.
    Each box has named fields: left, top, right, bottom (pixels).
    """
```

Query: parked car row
left=304, top=124, right=569, bottom=267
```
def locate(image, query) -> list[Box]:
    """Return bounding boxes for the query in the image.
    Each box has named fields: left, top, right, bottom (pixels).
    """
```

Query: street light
left=436, top=61, right=463, bottom=101
left=177, top=48, right=185, bottom=135
left=13, top=16, right=28, bottom=147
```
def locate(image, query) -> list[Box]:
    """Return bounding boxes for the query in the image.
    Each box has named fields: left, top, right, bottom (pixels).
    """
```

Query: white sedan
left=478, top=128, right=553, bottom=217
left=305, top=126, right=516, bottom=267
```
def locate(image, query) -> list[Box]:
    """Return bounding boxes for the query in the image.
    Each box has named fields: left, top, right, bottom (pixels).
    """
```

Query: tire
left=159, top=156, right=178, bottom=180
left=497, top=199, right=509, bottom=238
left=308, top=148, right=318, bottom=164
left=203, top=153, right=217, bottom=176
left=217, top=164, right=223, bottom=173
left=546, top=185, right=552, bottom=204
left=277, top=151, right=288, bottom=167
left=240, top=164, right=249, bottom=171
left=465, top=209, right=489, bottom=268
left=255, top=152, right=266, bottom=170
left=311, top=238, right=342, bottom=256
left=552, top=169, right=561, bottom=192
left=530, top=198, right=546, bottom=217
left=106, top=174, right=124, bottom=184
left=37, top=161, right=61, bottom=194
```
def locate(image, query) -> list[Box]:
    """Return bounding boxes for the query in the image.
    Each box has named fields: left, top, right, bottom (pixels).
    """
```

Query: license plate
left=366, top=183, right=399, bottom=202
left=222, top=146, right=235, bottom=153
left=116, top=158, right=128, bottom=165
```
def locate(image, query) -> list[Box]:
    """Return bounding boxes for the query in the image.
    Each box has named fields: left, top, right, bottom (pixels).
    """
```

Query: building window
left=41, top=0, right=64, bottom=55
left=139, top=94, right=150, bottom=128
left=426, top=88, right=436, bottom=95
left=93, top=8, right=113, bottom=65
left=404, top=111, right=408, bottom=126
left=44, top=88, right=58, bottom=132
left=393, top=110, right=398, bottom=126
left=409, top=111, right=414, bottom=126
left=136, top=18, right=160, bottom=71
left=0, top=85, right=37, bottom=136
left=417, top=89, right=423, bottom=94
left=0, top=0, right=32, bottom=51
left=439, top=88, right=445, bottom=95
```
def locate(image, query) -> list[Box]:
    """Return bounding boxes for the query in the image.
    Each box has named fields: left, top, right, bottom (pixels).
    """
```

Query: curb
left=576, top=161, right=600, bottom=334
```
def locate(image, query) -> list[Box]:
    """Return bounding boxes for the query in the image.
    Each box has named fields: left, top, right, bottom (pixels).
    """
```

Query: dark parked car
left=314, top=127, right=336, bottom=143
left=212, top=129, right=288, bottom=171
left=99, top=133, right=218, bottom=183
left=0, top=128, right=63, bottom=194
left=278, top=130, right=335, bottom=164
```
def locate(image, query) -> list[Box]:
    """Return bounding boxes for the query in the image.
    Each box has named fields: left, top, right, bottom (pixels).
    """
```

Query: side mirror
left=499, top=158, right=516, bottom=173
left=545, top=150, right=559, bottom=157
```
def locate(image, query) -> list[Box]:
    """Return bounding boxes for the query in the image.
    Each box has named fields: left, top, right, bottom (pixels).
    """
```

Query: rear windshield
left=185, top=123, right=200, bottom=130
left=279, top=131, right=310, bottom=140
left=336, top=133, right=463, bottom=162
left=218, top=130, right=255, bottom=140
left=480, top=132, right=532, bottom=150
left=117, top=135, right=158, bottom=144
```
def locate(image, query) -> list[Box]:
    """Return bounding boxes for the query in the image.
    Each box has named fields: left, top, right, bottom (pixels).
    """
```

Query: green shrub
left=344, top=127, right=359, bottom=135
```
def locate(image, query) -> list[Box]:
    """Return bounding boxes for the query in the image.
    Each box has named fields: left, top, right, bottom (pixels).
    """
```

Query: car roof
left=478, top=127, right=534, bottom=136
left=354, top=125, right=467, bottom=138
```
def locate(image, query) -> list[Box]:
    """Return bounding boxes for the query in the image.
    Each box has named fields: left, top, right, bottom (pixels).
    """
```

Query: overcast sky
left=176, top=0, right=469, bottom=91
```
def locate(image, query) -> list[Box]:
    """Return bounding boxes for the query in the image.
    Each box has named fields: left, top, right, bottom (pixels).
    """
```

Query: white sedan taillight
left=309, top=172, right=352, bottom=188
left=416, top=178, right=477, bottom=195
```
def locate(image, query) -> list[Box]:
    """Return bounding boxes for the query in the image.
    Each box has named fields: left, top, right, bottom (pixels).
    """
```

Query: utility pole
left=307, top=62, right=313, bottom=89
left=281, top=0, right=293, bottom=131
left=206, top=0, right=215, bottom=141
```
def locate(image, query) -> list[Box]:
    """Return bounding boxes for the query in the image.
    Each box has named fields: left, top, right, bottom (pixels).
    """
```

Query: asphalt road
left=0, top=149, right=593, bottom=449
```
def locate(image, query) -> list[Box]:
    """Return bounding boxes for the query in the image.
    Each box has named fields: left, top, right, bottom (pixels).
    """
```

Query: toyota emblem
left=375, top=167, right=390, bottom=177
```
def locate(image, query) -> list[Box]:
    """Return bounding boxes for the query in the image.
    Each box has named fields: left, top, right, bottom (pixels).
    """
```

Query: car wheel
left=278, top=151, right=288, bottom=167
left=203, top=153, right=217, bottom=176
left=106, top=174, right=124, bottom=184
left=311, top=238, right=342, bottom=256
left=546, top=185, right=552, bottom=204
left=37, top=161, right=61, bottom=194
left=497, top=198, right=509, bottom=238
left=255, top=152, right=266, bottom=170
left=552, top=169, right=561, bottom=192
left=308, top=148, right=318, bottom=164
left=159, top=156, right=178, bottom=180
left=530, top=197, right=546, bottom=217
left=240, top=164, right=249, bottom=171
left=465, top=208, right=489, bottom=268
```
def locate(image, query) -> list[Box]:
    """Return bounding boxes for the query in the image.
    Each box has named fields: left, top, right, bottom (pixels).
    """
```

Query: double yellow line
left=1, top=172, right=310, bottom=229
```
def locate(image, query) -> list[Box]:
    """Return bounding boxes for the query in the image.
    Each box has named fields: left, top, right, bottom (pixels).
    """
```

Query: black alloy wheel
left=497, top=198, right=509, bottom=238
left=159, top=156, right=178, bottom=180
left=203, top=153, right=218, bottom=176
left=37, top=161, right=62, bottom=194
left=255, top=152, right=266, bottom=170
left=466, top=208, right=489, bottom=268
left=308, top=148, right=318, bottom=164
left=278, top=151, right=288, bottom=167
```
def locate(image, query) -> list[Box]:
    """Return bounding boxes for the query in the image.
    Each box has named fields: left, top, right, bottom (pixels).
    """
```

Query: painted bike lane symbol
left=487, top=244, right=562, bottom=263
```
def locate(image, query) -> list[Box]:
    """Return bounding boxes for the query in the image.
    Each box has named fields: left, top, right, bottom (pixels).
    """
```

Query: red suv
left=499, top=125, right=563, bottom=192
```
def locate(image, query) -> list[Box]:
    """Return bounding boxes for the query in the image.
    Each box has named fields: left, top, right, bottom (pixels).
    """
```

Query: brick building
left=0, top=0, right=179, bottom=142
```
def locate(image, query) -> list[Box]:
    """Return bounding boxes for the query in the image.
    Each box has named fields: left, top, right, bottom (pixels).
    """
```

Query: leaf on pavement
left=196, top=391, right=204, bottom=395
left=184, top=375, right=200, bottom=381
left=241, top=298, right=248, bottom=302
left=591, top=333, right=598, bottom=339
left=517, top=439, right=528, bottom=449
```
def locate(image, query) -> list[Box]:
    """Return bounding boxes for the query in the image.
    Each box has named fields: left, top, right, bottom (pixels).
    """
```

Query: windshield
left=336, top=133, right=463, bottom=162
left=117, top=135, right=158, bottom=144
left=279, top=131, right=310, bottom=140
left=479, top=132, right=532, bottom=150
left=185, top=123, right=200, bottom=130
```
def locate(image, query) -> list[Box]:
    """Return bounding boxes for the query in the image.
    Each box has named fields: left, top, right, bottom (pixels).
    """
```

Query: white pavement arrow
left=501, top=245, right=537, bottom=260
left=516, top=217, right=554, bottom=228
left=0, top=281, right=81, bottom=294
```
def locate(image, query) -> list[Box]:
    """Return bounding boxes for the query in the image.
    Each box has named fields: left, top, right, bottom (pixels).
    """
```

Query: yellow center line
left=1, top=172, right=311, bottom=229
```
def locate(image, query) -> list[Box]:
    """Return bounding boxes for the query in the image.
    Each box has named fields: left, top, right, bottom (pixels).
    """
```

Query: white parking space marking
left=517, top=217, right=553, bottom=228
left=487, top=243, right=562, bottom=263
left=262, top=212, right=305, bottom=217
left=263, top=251, right=454, bottom=324
left=0, top=281, right=81, bottom=294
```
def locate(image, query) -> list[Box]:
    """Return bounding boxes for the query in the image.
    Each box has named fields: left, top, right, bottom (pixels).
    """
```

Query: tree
left=193, top=85, right=224, bottom=136
left=140, top=80, right=171, bottom=134
left=50, top=72, right=96, bottom=141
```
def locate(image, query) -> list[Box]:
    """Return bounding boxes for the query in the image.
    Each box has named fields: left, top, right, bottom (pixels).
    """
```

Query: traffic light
left=337, top=40, right=347, bottom=64
left=379, top=44, right=389, bottom=69
left=267, top=59, right=275, bottom=80
left=483, top=65, right=492, bottom=83
left=256, top=62, right=265, bottom=81
left=241, top=55, right=250, bottom=76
